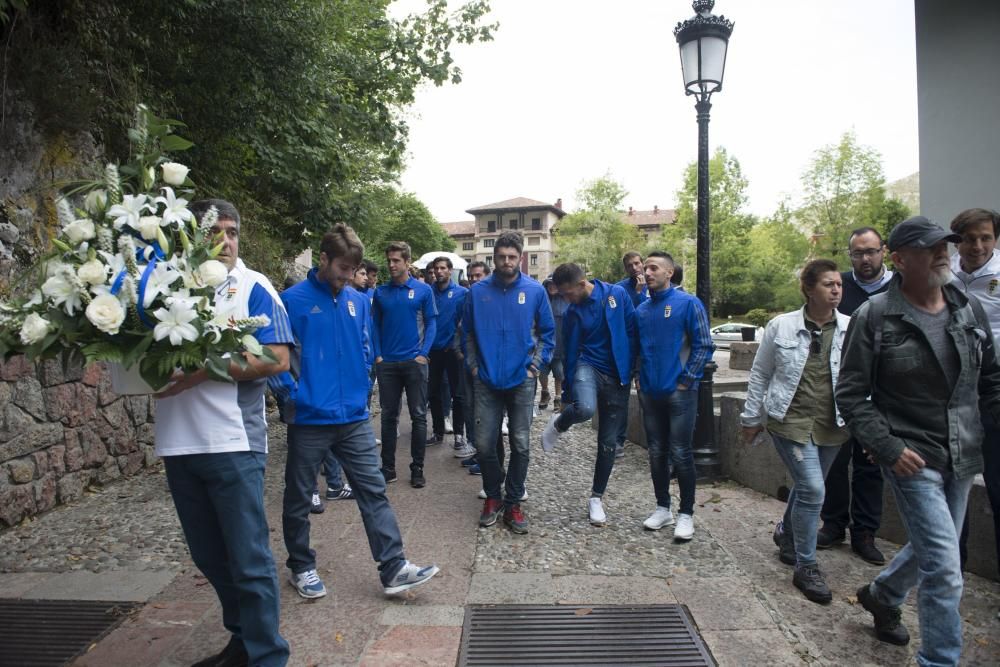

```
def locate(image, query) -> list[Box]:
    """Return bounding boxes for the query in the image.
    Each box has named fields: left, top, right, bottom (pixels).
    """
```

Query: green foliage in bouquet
left=0, top=106, right=276, bottom=390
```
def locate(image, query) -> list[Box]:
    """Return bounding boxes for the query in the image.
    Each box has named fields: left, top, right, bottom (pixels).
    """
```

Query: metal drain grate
left=459, top=604, right=716, bottom=666
left=0, top=599, right=141, bottom=666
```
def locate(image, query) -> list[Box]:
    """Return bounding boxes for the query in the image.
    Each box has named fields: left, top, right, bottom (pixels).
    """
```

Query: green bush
left=745, top=308, right=771, bottom=328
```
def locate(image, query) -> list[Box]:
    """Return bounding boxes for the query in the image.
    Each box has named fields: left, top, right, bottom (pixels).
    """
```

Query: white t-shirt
left=154, top=259, right=293, bottom=456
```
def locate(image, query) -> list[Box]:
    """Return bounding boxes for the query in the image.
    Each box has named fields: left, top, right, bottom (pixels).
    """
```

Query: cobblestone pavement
left=1, top=401, right=998, bottom=666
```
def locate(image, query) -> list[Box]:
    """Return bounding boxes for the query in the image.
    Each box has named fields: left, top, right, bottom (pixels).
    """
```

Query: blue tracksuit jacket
left=431, top=283, right=468, bottom=351
left=562, top=280, right=637, bottom=398
left=635, top=286, right=714, bottom=396
left=464, top=273, right=555, bottom=390
left=276, top=269, right=373, bottom=425
left=372, top=276, right=437, bottom=361
left=616, top=276, right=648, bottom=307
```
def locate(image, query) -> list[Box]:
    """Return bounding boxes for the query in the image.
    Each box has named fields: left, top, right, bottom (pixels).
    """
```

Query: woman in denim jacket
left=740, top=259, right=851, bottom=605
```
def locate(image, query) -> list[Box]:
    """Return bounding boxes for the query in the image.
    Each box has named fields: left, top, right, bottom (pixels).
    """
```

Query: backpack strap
left=867, top=293, right=887, bottom=396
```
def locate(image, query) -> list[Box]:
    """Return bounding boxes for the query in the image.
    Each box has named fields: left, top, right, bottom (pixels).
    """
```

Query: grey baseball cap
left=887, top=216, right=961, bottom=252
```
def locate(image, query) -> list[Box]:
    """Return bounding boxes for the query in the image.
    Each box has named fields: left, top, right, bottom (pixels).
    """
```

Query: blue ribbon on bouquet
left=109, top=229, right=167, bottom=330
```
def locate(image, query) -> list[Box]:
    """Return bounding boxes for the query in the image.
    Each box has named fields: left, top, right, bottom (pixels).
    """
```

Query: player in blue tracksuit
left=275, top=224, right=439, bottom=600
left=541, top=264, right=637, bottom=527
left=634, top=251, right=714, bottom=540
left=617, top=251, right=649, bottom=307
left=427, top=256, right=472, bottom=457
left=464, top=232, right=555, bottom=533
left=372, top=241, right=437, bottom=487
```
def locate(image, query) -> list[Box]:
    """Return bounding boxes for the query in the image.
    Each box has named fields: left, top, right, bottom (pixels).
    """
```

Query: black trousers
left=428, top=347, right=465, bottom=438
left=820, top=436, right=883, bottom=535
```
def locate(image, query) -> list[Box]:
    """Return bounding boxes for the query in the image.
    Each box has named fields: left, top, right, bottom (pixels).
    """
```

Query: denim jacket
left=740, top=307, right=850, bottom=428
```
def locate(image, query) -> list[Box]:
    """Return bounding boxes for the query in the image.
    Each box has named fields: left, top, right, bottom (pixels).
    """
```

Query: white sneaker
left=289, top=569, right=327, bottom=599
left=520, top=488, right=529, bottom=501
left=383, top=560, right=440, bottom=595
left=674, top=513, right=695, bottom=540
left=375, top=438, right=382, bottom=446
left=501, top=417, right=509, bottom=435
left=541, top=413, right=561, bottom=452
left=588, top=497, right=607, bottom=526
left=643, top=506, right=675, bottom=530
left=444, top=417, right=454, bottom=434
left=532, top=405, right=540, bottom=418
left=478, top=488, right=488, bottom=499
left=453, top=443, right=476, bottom=458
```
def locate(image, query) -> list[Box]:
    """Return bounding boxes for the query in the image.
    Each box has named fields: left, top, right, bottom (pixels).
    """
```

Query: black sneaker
left=772, top=520, right=795, bottom=566
left=851, top=531, right=886, bottom=565
left=192, top=635, right=248, bottom=667
left=816, top=523, right=845, bottom=549
left=380, top=467, right=397, bottom=484
left=857, top=583, right=910, bottom=645
left=309, top=491, right=325, bottom=514
left=411, top=467, right=426, bottom=488
left=793, top=565, right=832, bottom=604
left=427, top=434, right=445, bottom=446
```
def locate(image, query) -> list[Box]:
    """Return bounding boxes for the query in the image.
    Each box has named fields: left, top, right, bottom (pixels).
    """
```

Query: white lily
left=153, top=301, right=200, bottom=346
left=139, top=262, right=182, bottom=308
left=155, top=187, right=194, bottom=228
left=108, top=194, right=153, bottom=231
left=41, top=273, right=83, bottom=315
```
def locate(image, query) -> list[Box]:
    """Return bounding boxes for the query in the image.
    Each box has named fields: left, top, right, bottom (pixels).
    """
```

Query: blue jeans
left=640, top=389, right=699, bottom=515
left=771, top=432, right=839, bottom=568
left=474, top=375, right=535, bottom=506
left=377, top=359, right=428, bottom=472
left=556, top=364, right=630, bottom=496
left=282, top=422, right=406, bottom=584
left=870, top=465, right=973, bottom=667
left=164, top=452, right=289, bottom=667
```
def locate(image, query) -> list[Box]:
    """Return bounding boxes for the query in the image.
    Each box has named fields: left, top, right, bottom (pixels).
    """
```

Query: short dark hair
left=950, top=208, right=1000, bottom=237
left=800, top=258, right=839, bottom=300
left=494, top=231, right=523, bottom=256
left=646, top=250, right=675, bottom=268
left=362, top=259, right=378, bottom=273
left=468, top=261, right=490, bottom=275
left=848, top=227, right=884, bottom=246
left=670, top=264, right=683, bottom=286
left=190, top=198, right=241, bottom=230
left=622, top=251, right=642, bottom=266
left=431, top=255, right=453, bottom=269
left=385, top=241, right=411, bottom=262
left=320, top=223, right=365, bottom=265
left=552, top=263, right=586, bottom=286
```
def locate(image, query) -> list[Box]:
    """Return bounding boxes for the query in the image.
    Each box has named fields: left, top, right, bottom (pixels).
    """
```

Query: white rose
left=19, top=313, right=52, bottom=345
left=197, top=260, right=229, bottom=287
left=161, top=162, right=190, bottom=186
left=77, top=259, right=109, bottom=286
left=85, top=294, right=126, bottom=334
left=84, top=189, right=108, bottom=215
left=63, top=219, right=96, bottom=245
left=136, top=215, right=162, bottom=241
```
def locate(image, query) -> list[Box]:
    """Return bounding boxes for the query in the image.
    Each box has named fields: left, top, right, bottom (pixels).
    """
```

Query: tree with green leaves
left=745, top=200, right=812, bottom=312
left=800, top=130, right=910, bottom=258
left=660, top=147, right=756, bottom=315
left=554, top=176, right=645, bottom=282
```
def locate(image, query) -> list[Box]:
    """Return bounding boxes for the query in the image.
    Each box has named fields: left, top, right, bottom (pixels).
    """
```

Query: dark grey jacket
left=836, top=278, right=1000, bottom=478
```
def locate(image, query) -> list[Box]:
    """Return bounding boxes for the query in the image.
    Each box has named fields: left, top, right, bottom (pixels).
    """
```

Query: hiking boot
left=773, top=520, right=796, bottom=566
left=643, top=506, right=675, bottom=530
left=503, top=503, right=529, bottom=534
left=309, top=491, right=325, bottom=514
left=588, top=497, right=607, bottom=526
left=816, top=523, right=845, bottom=549
left=383, top=560, right=440, bottom=595
left=326, top=484, right=354, bottom=500
left=541, top=413, right=561, bottom=452
left=851, top=531, right=886, bottom=565
left=191, top=636, right=248, bottom=667
left=793, top=565, right=832, bottom=604
left=539, top=390, right=550, bottom=410
left=479, top=498, right=503, bottom=527
left=289, top=569, right=327, bottom=599
left=380, top=467, right=397, bottom=484
left=410, top=467, right=426, bottom=488
left=857, top=583, right=910, bottom=645
left=426, top=433, right=445, bottom=446
left=673, top=513, right=695, bottom=541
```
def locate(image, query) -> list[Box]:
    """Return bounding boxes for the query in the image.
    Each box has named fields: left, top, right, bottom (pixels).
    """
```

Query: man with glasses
left=815, top=227, right=893, bottom=565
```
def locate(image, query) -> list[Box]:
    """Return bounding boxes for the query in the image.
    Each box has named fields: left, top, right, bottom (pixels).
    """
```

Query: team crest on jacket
left=664, top=304, right=672, bottom=318
left=448, top=290, right=454, bottom=298
left=408, top=289, right=415, bottom=299
left=348, top=300, right=356, bottom=317
left=518, top=291, right=526, bottom=305
left=990, top=279, right=999, bottom=295
left=608, top=295, right=617, bottom=309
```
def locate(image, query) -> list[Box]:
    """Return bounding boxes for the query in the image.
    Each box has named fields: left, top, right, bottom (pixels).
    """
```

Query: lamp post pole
left=674, top=0, right=733, bottom=480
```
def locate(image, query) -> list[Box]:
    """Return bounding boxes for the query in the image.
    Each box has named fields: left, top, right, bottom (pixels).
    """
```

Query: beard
left=928, top=266, right=952, bottom=288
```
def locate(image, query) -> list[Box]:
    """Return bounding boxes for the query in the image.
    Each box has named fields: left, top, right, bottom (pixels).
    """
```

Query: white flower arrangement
left=0, top=105, right=275, bottom=391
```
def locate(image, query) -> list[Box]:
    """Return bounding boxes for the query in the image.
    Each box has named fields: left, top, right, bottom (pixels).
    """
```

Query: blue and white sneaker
left=383, top=561, right=440, bottom=595
left=468, top=464, right=482, bottom=476
left=289, top=569, right=327, bottom=599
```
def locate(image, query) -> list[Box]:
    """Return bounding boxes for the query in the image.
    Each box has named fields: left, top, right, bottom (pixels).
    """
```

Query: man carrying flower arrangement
left=155, top=199, right=293, bottom=667
left=274, top=223, right=440, bottom=600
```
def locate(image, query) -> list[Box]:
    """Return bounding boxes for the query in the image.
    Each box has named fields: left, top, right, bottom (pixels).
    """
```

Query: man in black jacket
left=817, top=227, right=894, bottom=564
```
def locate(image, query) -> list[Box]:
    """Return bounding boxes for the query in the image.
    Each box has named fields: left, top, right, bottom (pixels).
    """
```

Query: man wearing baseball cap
left=836, top=216, right=1000, bottom=664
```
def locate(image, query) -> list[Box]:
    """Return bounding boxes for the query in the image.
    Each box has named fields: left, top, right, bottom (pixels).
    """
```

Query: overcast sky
left=393, top=0, right=919, bottom=222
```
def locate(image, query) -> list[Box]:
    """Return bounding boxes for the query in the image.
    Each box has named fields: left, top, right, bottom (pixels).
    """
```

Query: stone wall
left=0, top=356, right=156, bottom=527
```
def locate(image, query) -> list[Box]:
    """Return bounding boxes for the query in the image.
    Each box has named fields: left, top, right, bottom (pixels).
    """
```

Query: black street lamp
left=674, top=0, right=734, bottom=479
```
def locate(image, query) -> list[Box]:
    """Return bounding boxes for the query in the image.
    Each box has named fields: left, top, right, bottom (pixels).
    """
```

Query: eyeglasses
left=809, top=329, right=822, bottom=355
left=848, top=248, right=882, bottom=260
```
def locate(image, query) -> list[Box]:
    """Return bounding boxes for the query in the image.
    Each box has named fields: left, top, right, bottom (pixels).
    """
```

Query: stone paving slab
left=14, top=570, right=175, bottom=601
